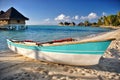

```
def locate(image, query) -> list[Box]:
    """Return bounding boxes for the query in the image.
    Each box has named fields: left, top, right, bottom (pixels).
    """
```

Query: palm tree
left=98, top=11, right=120, bottom=26
left=97, top=18, right=103, bottom=25
left=64, top=22, right=70, bottom=26
left=103, top=16, right=109, bottom=26
left=117, top=11, right=120, bottom=16
left=84, top=20, right=90, bottom=26
left=107, top=15, right=117, bottom=26
left=59, top=22, right=64, bottom=26
left=117, top=12, right=120, bottom=23
left=71, top=22, right=76, bottom=26
left=78, top=22, right=84, bottom=26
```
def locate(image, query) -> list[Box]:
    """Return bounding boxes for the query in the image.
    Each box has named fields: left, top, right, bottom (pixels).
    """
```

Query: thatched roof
left=0, top=10, right=4, bottom=15
left=0, top=7, right=29, bottom=20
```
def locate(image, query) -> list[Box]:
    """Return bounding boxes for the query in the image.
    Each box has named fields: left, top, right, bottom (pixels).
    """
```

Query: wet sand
left=0, top=31, right=120, bottom=80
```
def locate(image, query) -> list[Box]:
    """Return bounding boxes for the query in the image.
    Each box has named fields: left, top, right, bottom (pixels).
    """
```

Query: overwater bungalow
left=0, top=7, right=29, bottom=30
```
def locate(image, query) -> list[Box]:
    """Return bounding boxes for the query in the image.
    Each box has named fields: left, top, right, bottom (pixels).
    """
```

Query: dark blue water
left=0, top=25, right=111, bottom=51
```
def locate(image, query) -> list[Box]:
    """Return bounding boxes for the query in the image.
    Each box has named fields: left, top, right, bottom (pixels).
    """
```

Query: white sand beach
left=0, top=30, right=120, bottom=80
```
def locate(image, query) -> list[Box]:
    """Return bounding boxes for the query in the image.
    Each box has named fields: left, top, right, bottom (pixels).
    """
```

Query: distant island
left=58, top=11, right=120, bottom=28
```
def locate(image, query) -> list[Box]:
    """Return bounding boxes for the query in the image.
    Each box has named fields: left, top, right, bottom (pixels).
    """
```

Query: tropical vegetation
left=97, top=12, right=120, bottom=26
left=59, top=22, right=76, bottom=26
left=58, top=11, right=120, bottom=27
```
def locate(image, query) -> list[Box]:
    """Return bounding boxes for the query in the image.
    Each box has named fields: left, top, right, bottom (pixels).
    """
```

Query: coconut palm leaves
left=98, top=11, right=120, bottom=26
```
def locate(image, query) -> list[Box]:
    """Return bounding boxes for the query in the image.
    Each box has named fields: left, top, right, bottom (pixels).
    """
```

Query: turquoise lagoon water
left=0, top=25, right=111, bottom=51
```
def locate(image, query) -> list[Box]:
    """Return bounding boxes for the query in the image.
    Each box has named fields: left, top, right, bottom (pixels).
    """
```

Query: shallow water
left=0, top=25, right=111, bottom=51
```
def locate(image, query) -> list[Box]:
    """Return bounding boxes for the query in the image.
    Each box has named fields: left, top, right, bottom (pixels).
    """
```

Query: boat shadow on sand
left=33, top=46, right=120, bottom=73
left=29, top=46, right=120, bottom=73
left=1, top=47, right=120, bottom=74
left=0, top=48, right=120, bottom=80
left=78, top=48, right=120, bottom=73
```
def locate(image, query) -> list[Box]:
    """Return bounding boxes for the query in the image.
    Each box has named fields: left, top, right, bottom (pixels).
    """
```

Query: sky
left=0, top=0, right=120, bottom=25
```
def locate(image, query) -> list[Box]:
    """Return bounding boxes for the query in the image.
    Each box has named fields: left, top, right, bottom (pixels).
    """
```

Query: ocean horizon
left=0, top=25, right=112, bottom=51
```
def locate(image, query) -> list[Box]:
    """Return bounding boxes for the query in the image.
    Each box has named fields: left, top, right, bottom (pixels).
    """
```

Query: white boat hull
left=8, top=44, right=101, bottom=66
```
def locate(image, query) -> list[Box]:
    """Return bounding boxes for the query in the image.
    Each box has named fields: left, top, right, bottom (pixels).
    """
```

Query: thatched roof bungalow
left=0, top=7, right=29, bottom=30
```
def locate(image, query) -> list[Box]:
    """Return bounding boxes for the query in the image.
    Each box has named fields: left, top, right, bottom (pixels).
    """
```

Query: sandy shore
left=99, top=25, right=120, bottom=29
left=0, top=31, right=120, bottom=80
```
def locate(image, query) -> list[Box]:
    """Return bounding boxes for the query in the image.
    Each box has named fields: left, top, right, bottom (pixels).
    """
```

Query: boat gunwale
left=7, top=37, right=115, bottom=47
left=41, top=38, right=115, bottom=46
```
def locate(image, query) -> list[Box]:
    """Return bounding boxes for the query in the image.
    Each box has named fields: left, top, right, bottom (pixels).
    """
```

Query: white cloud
left=102, top=12, right=107, bottom=16
left=72, top=15, right=79, bottom=20
left=44, top=18, right=50, bottom=22
left=54, top=14, right=70, bottom=21
left=54, top=12, right=98, bottom=24
left=75, top=15, right=79, bottom=20
left=65, top=16, right=70, bottom=21
left=80, top=16, right=88, bottom=20
left=41, top=19, right=57, bottom=25
left=88, top=13, right=98, bottom=19
left=80, top=12, right=98, bottom=20
left=43, top=18, right=51, bottom=24
left=65, top=16, right=70, bottom=19
left=55, top=14, right=66, bottom=21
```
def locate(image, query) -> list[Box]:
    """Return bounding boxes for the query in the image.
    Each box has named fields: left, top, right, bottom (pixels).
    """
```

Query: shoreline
left=0, top=30, right=120, bottom=80
left=99, top=25, right=120, bottom=30
left=0, top=40, right=120, bottom=80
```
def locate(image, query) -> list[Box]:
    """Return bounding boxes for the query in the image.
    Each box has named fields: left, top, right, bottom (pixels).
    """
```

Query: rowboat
left=7, top=30, right=118, bottom=66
